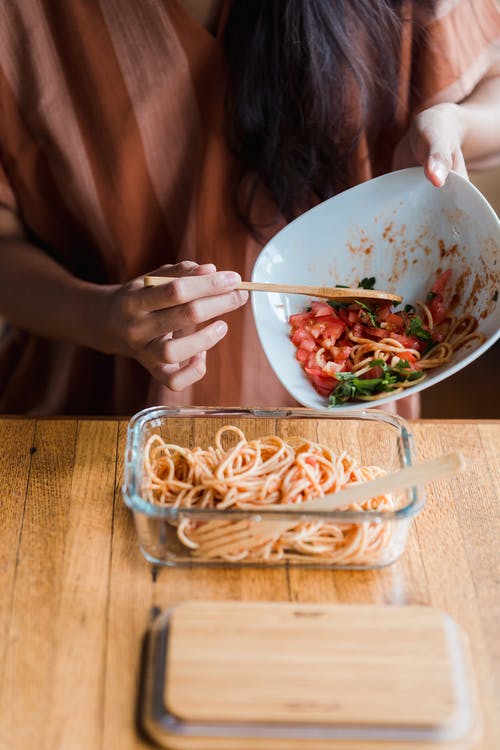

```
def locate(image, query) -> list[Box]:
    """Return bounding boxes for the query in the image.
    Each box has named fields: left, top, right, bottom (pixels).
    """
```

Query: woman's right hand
left=105, top=261, right=248, bottom=391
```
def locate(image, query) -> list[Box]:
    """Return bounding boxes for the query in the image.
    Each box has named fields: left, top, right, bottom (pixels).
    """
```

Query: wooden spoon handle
left=266, top=452, right=465, bottom=513
left=143, top=276, right=402, bottom=303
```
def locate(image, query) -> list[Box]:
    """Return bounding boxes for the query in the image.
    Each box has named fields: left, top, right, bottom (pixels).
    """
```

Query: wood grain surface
left=0, top=417, right=498, bottom=750
left=165, top=602, right=463, bottom=725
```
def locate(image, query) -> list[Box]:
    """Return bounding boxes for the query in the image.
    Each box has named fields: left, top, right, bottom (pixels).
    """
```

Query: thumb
left=426, top=154, right=451, bottom=188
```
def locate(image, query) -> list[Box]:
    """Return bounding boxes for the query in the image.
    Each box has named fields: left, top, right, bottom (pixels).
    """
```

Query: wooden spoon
left=143, top=275, right=402, bottom=303
left=262, top=451, right=465, bottom=513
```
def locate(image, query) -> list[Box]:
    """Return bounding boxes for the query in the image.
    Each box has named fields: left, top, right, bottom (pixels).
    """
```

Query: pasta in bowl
left=289, top=270, right=485, bottom=406
left=251, top=168, right=500, bottom=411
left=123, top=406, right=423, bottom=569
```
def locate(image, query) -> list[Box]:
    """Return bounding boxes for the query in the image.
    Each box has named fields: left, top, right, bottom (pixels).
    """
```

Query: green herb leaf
left=395, top=358, right=411, bottom=370
left=358, top=276, right=376, bottom=290
left=328, top=356, right=424, bottom=406
left=426, top=291, right=438, bottom=303
left=327, top=299, right=349, bottom=310
left=407, top=316, right=433, bottom=341
left=404, top=304, right=416, bottom=314
left=406, top=370, right=424, bottom=381
left=334, top=371, right=356, bottom=382
left=493, top=290, right=498, bottom=302
left=355, top=300, right=377, bottom=327
left=351, top=377, right=386, bottom=389
left=328, top=380, right=357, bottom=405
left=335, top=284, right=350, bottom=289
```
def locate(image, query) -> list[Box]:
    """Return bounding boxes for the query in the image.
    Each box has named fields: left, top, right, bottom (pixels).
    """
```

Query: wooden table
left=0, top=417, right=498, bottom=749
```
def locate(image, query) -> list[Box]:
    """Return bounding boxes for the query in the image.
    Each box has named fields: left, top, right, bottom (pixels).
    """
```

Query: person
left=0, top=0, right=499, bottom=416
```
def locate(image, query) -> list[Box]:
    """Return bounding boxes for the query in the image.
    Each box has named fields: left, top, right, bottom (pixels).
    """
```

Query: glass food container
left=123, top=407, right=423, bottom=569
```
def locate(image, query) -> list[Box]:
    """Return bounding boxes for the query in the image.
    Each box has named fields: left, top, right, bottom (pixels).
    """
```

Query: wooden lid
left=163, top=601, right=476, bottom=743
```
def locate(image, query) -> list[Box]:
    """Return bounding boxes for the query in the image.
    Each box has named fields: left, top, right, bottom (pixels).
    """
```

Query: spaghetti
left=142, top=426, right=402, bottom=564
left=289, top=270, right=486, bottom=404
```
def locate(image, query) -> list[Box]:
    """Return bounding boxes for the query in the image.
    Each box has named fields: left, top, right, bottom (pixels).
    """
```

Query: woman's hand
left=106, top=261, right=248, bottom=391
left=392, top=102, right=467, bottom=187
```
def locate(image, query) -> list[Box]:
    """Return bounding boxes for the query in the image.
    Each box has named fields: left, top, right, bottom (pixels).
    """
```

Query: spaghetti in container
left=123, top=406, right=423, bottom=569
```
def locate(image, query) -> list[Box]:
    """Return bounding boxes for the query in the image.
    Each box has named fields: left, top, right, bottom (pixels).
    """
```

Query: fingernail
left=215, top=321, right=228, bottom=336
left=429, top=158, right=448, bottom=186
left=180, top=261, right=199, bottom=272
left=221, top=271, right=241, bottom=286
left=194, top=263, right=216, bottom=274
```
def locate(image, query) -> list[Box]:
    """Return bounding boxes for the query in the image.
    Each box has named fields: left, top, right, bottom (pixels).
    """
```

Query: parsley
left=427, top=291, right=438, bottom=303
left=493, top=291, right=498, bottom=302
left=355, top=301, right=377, bottom=327
left=328, top=359, right=424, bottom=405
left=329, top=380, right=357, bottom=405
left=407, top=370, right=424, bottom=381
left=407, top=316, right=433, bottom=341
left=395, top=359, right=411, bottom=370
left=404, top=304, right=416, bottom=314
left=327, top=299, right=349, bottom=310
left=358, top=276, right=376, bottom=290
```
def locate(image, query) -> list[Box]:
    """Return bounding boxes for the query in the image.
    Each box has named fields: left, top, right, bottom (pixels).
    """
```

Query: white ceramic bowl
left=251, top=168, right=500, bottom=411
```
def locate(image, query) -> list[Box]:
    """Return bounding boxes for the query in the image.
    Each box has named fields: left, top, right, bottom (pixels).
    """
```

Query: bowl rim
left=122, top=406, right=425, bottom=522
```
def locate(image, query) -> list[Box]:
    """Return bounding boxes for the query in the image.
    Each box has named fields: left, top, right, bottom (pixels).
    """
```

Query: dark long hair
left=223, top=0, right=412, bottom=233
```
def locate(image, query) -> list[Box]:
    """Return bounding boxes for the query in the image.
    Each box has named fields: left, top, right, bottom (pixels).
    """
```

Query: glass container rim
left=122, top=406, right=424, bottom=522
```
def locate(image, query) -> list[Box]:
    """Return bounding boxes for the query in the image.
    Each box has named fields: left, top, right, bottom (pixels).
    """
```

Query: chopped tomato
left=375, top=303, right=393, bottom=322
left=350, top=322, right=366, bottom=338
left=383, top=313, right=405, bottom=330
left=336, top=308, right=363, bottom=327
left=395, top=351, right=417, bottom=365
left=295, top=347, right=310, bottom=363
left=288, top=270, right=455, bottom=400
left=388, top=331, right=422, bottom=350
left=363, top=364, right=384, bottom=379
left=342, top=359, right=354, bottom=372
left=364, top=326, right=389, bottom=339
left=291, top=328, right=315, bottom=349
left=321, top=320, right=344, bottom=342
left=289, top=311, right=314, bottom=328
left=333, top=345, right=352, bottom=365
left=431, top=269, right=452, bottom=295
left=428, top=295, right=449, bottom=325
left=304, top=367, right=338, bottom=396
left=310, top=301, right=334, bottom=317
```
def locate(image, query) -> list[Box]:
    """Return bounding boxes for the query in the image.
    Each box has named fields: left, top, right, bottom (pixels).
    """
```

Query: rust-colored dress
left=0, top=0, right=499, bottom=414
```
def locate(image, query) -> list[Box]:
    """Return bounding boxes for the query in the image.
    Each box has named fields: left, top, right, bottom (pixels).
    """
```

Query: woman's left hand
left=392, top=102, right=467, bottom=187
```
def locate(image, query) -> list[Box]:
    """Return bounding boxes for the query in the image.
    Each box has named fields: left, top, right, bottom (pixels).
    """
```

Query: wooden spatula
left=143, top=275, right=402, bottom=303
